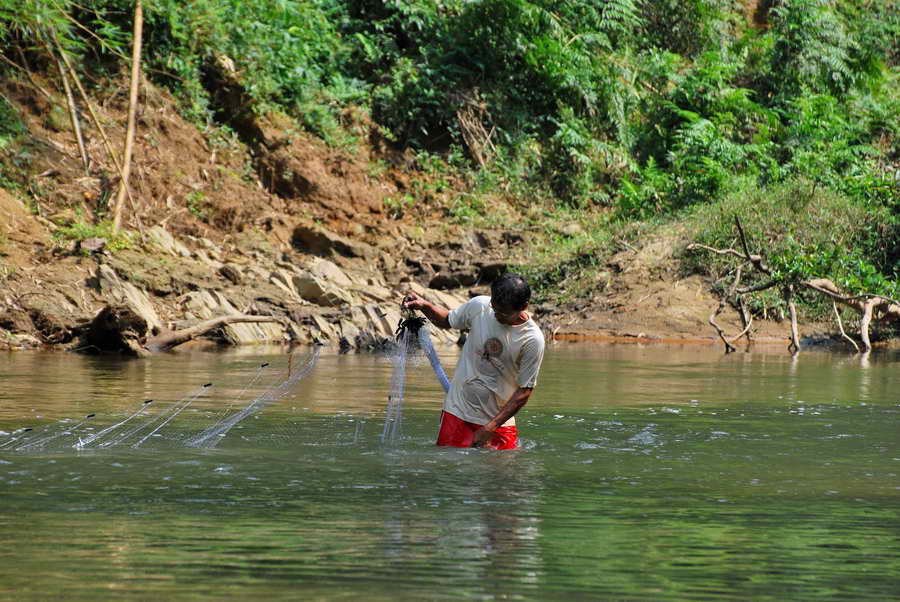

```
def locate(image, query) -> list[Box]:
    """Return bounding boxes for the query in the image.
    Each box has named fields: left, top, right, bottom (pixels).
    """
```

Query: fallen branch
left=145, top=315, right=284, bottom=353
left=79, top=305, right=283, bottom=356
left=737, top=279, right=778, bottom=294
left=784, top=285, right=800, bottom=355
left=802, top=278, right=900, bottom=352
left=734, top=215, right=770, bottom=275
left=685, top=243, right=748, bottom=261
left=730, top=300, right=753, bottom=343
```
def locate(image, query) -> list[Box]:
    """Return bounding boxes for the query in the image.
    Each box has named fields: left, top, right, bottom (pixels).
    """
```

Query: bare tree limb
left=730, top=296, right=753, bottom=343
left=859, top=298, right=876, bottom=353
left=690, top=219, right=899, bottom=354
left=709, top=265, right=742, bottom=353
left=804, top=278, right=900, bottom=309
left=686, top=243, right=747, bottom=260
left=784, top=285, right=800, bottom=355
left=734, top=216, right=771, bottom=275
left=832, top=299, right=860, bottom=353
left=738, top=296, right=752, bottom=342
left=737, top=279, right=778, bottom=294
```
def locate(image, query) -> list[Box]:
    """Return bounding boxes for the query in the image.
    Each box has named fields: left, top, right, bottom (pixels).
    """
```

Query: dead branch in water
left=832, top=299, right=860, bottom=353
left=784, top=284, right=800, bottom=355
left=708, top=265, right=742, bottom=353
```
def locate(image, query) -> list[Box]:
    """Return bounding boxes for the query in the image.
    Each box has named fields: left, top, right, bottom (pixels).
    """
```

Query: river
left=1, top=341, right=899, bottom=600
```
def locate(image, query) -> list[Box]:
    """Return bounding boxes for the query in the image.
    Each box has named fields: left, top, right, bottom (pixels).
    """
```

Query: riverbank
left=0, top=172, right=831, bottom=354
left=0, top=74, right=862, bottom=355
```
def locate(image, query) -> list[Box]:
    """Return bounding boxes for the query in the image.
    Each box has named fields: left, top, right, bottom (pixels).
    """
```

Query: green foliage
left=766, top=0, right=857, bottom=100
left=383, top=194, right=415, bottom=220
left=186, top=191, right=207, bottom=220
left=0, top=94, right=25, bottom=150
left=543, top=108, right=615, bottom=207
left=0, top=0, right=76, bottom=45
left=622, top=49, right=777, bottom=216
left=639, top=0, right=732, bottom=58
left=137, top=0, right=360, bottom=134
left=446, top=193, right=489, bottom=224
left=617, top=157, right=672, bottom=219
left=52, top=220, right=132, bottom=253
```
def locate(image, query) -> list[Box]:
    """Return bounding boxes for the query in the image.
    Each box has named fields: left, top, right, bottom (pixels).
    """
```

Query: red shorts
left=436, top=411, right=518, bottom=450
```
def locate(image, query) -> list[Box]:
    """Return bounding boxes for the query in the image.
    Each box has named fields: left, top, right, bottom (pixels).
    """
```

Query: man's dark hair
left=491, top=273, right=531, bottom=310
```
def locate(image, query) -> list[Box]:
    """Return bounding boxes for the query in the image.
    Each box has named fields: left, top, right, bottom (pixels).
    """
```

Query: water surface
left=1, top=342, right=899, bottom=600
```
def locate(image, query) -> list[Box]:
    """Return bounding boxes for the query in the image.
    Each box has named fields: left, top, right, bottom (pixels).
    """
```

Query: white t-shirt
left=444, top=296, right=545, bottom=426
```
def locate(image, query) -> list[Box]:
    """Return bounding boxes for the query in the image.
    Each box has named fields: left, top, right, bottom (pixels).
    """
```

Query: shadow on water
left=1, top=342, right=899, bottom=600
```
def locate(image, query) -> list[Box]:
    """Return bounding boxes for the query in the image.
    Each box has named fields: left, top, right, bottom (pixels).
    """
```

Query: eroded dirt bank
left=0, top=74, right=807, bottom=354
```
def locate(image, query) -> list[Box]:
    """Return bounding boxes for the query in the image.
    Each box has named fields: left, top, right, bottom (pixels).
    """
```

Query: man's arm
left=472, top=387, right=533, bottom=447
left=402, top=291, right=451, bottom=330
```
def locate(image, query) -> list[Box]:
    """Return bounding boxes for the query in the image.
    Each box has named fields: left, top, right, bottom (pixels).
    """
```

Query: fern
left=599, top=0, right=641, bottom=46
left=769, top=0, right=858, bottom=99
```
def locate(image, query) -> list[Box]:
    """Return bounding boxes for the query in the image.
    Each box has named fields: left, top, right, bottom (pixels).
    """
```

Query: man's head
left=490, top=273, right=531, bottom=325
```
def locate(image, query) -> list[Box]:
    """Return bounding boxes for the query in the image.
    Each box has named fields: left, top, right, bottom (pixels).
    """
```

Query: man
left=402, top=273, right=545, bottom=449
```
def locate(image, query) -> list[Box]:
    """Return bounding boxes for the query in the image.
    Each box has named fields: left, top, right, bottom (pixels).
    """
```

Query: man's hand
left=400, top=291, right=451, bottom=329
left=401, top=291, right=427, bottom=311
left=471, top=427, right=494, bottom=448
left=472, top=388, right=533, bottom=449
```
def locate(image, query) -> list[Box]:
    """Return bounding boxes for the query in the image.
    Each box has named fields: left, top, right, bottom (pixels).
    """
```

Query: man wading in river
left=402, top=273, right=545, bottom=449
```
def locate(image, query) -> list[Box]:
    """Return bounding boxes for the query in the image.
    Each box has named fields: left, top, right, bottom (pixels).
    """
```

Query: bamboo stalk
left=111, top=0, right=143, bottom=232
left=54, top=39, right=139, bottom=221
left=51, top=46, right=89, bottom=172
left=55, top=41, right=124, bottom=174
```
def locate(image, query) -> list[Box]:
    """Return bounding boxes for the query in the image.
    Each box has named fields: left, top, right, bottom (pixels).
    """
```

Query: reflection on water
left=1, top=342, right=899, bottom=600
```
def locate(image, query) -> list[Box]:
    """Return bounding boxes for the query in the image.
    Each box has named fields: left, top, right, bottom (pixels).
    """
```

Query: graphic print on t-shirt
left=476, top=336, right=504, bottom=376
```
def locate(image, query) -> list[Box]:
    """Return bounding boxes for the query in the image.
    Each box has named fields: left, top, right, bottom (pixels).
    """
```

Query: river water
left=1, top=342, right=899, bottom=600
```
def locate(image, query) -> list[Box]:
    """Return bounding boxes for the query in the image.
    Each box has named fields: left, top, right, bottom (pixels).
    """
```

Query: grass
left=51, top=220, right=133, bottom=253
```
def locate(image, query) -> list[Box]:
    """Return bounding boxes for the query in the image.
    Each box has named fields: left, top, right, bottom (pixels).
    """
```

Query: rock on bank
left=0, top=193, right=511, bottom=353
